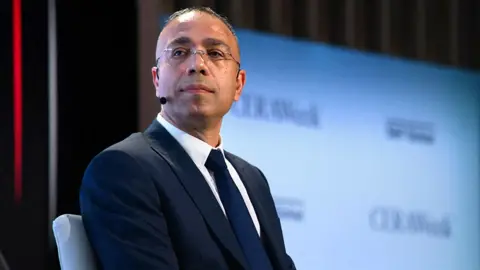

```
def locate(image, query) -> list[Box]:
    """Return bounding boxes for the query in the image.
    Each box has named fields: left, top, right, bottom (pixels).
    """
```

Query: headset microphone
left=159, top=97, right=167, bottom=105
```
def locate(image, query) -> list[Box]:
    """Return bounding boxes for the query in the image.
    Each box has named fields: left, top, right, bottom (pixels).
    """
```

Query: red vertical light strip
left=13, top=0, right=23, bottom=203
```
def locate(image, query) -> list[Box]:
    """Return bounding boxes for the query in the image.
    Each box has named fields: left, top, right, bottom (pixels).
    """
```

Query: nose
left=186, top=51, right=208, bottom=76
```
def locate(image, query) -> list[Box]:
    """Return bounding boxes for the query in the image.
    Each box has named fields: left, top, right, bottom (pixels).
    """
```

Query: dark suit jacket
left=79, top=120, right=296, bottom=270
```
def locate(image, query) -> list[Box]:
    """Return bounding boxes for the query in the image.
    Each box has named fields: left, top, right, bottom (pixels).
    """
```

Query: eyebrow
left=167, top=36, right=232, bottom=51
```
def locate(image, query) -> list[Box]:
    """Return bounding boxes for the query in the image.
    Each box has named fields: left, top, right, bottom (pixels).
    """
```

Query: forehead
left=159, top=12, right=235, bottom=49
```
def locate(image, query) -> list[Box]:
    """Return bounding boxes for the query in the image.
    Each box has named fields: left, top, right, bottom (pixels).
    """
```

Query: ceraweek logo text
left=230, top=93, right=321, bottom=129
left=274, top=196, right=305, bottom=221
left=369, top=206, right=451, bottom=239
left=386, top=118, right=435, bottom=144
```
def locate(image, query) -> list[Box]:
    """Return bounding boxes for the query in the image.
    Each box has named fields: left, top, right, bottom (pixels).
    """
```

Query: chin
left=187, top=110, right=213, bottom=118
left=182, top=104, right=207, bottom=115
left=187, top=106, right=223, bottom=119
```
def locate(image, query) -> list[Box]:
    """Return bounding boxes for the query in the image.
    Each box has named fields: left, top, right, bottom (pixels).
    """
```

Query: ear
left=234, top=69, right=246, bottom=101
left=151, top=66, right=159, bottom=88
left=152, top=66, right=162, bottom=98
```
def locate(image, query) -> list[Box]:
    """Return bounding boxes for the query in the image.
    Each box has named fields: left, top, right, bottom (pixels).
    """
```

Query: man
left=80, top=7, right=296, bottom=270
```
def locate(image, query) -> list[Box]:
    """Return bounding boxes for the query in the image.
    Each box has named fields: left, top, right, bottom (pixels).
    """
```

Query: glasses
left=156, top=47, right=241, bottom=69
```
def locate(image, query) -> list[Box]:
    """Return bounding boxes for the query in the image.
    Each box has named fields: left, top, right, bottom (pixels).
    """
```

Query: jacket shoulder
left=224, top=151, right=255, bottom=169
left=224, top=151, right=267, bottom=181
left=88, top=132, right=152, bottom=163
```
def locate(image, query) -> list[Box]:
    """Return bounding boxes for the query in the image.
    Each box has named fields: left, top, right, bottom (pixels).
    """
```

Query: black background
left=1, top=0, right=138, bottom=269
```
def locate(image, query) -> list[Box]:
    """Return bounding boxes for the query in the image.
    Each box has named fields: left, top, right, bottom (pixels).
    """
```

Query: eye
left=208, top=50, right=225, bottom=59
left=172, top=48, right=188, bottom=57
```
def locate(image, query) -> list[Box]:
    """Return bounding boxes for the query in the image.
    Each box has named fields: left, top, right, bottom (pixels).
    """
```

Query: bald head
left=156, top=7, right=240, bottom=63
left=164, top=7, right=237, bottom=40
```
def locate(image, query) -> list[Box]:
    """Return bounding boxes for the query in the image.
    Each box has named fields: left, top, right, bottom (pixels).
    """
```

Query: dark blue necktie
left=205, top=149, right=273, bottom=270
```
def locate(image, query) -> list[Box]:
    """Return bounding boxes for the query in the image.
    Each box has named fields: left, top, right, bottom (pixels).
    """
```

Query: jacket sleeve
left=79, top=149, right=179, bottom=270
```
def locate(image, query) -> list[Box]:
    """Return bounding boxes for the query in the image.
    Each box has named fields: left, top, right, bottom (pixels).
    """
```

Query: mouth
left=181, top=84, right=214, bottom=94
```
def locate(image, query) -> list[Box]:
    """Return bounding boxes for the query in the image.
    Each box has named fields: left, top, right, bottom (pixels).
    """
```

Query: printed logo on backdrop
left=386, top=118, right=435, bottom=144
left=230, top=93, right=321, bottom=129
left=369, top=206, right=451, bottom=239
left=274, top=196, right=305, bottom=222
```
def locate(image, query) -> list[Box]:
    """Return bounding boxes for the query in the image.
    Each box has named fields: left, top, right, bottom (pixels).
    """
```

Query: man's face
left=152, top=11, right=246, bottom=121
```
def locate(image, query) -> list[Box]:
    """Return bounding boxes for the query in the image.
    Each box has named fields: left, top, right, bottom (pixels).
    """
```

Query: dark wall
left=1, top=0, right=50, bottom=269
left=1, top=0, right=138, bottom=269
left=55, top=0, right=138, bottom=216
left=53, top=0, right=138, bottom=268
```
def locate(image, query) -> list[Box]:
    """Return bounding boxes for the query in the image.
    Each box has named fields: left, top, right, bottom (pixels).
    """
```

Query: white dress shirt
left=156, top=113, right=261, bottom=236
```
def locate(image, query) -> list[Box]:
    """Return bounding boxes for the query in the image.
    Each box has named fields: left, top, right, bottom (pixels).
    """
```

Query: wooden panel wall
left=155, top=0, right=479, bottom=71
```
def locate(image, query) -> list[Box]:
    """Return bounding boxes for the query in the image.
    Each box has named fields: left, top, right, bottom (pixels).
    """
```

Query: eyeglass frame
left=155, top=47, right=241, bottom=71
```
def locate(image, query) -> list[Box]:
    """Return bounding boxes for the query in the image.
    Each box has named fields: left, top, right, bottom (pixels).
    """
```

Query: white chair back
left=52, top=214, right=97, bottom=270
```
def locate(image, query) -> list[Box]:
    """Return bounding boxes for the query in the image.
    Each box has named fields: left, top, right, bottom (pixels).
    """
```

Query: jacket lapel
left=143, top=121, right=248, bottom=269
left=225, top=152, right=286, bottom=270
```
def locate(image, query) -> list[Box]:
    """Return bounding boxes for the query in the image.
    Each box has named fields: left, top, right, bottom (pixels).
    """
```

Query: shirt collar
left=156, top=113, right=224, bottom=166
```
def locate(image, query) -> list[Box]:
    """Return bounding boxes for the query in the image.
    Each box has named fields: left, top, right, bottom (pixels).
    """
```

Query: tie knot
left=205, top=149, right=228, bottom=172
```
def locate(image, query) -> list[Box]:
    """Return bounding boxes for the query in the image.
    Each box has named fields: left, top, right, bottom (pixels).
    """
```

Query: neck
left=161, top=111, right=222, bottom=147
